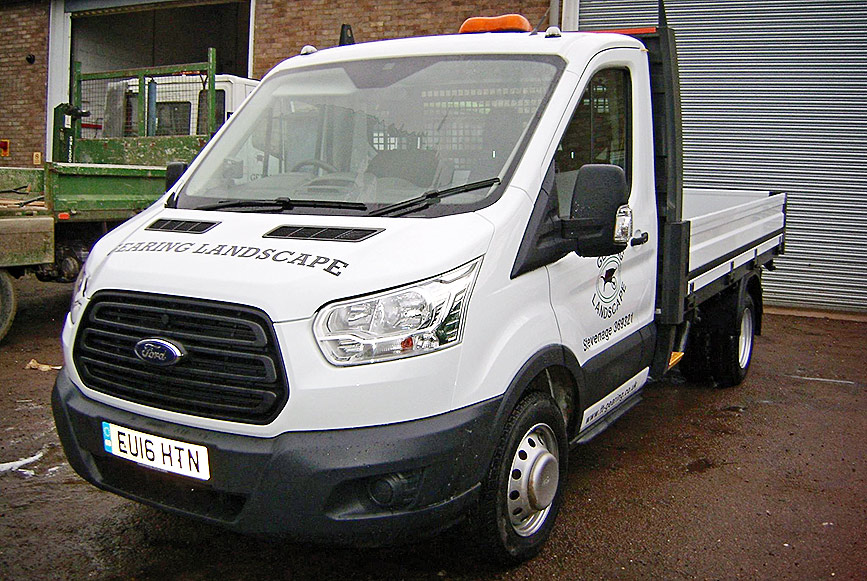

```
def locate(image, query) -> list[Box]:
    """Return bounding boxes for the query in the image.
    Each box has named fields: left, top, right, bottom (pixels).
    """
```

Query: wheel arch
left=744, top=270, right=763, bottom=336
left=694, top=269, right=762, bottom=335
left=477, top=345, right=583, bottom=482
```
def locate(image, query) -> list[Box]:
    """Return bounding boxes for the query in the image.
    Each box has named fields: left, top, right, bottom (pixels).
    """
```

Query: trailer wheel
left=711, top=293, right=755, bottom=388
left=0, top=269, right=17, bottom=343
left=477, top=391, right=568, bottom=564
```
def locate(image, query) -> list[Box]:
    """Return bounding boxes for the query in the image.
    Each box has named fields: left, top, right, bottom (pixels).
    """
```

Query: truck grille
left=73, top=291, right=288, bottom=424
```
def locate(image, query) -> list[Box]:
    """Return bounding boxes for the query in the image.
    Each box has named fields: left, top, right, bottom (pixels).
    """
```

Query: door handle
left=630, top=231, right=649, bottom=246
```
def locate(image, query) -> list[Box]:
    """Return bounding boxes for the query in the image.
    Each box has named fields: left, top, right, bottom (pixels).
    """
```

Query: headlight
left=314, top=258, right=482, bottom=365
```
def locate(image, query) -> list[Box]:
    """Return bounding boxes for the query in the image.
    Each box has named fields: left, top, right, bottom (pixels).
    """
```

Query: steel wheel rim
left=738, top=306, right=754, bottom=369
left=506, top=422, right=560, bottom=537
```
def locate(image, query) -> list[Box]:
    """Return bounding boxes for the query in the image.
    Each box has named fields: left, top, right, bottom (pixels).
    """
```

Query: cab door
left=546, top=48, right=658, bottom=429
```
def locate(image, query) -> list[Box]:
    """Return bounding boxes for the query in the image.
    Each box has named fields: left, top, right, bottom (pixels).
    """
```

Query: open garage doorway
left=70, top=1, right=251, bottom=76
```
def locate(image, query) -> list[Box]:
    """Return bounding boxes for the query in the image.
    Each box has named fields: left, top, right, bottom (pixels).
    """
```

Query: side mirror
left=165, top=161, right=188, bottom=191
left=561, top=164, right=632, bottom=257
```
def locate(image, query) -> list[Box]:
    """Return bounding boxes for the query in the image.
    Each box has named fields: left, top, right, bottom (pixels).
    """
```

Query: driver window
left=554, top=68, right=631, bottom=217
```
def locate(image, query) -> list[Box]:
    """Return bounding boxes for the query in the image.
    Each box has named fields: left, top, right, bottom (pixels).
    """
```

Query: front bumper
left=52, top=369, right=501, bottom=543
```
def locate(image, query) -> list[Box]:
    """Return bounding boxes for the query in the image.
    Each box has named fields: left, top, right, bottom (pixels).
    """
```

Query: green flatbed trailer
left=0, top=50, right=228, bottom=341
left=0, top=162, right=168, bottom=340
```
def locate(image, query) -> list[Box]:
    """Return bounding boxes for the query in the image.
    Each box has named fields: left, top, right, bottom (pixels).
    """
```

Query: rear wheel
left=0, top=269, right=17, bottom=343
left=477, top=391, right=568, bottom=564
left=681, top=289, right=756, bottom=388
left=712, top=294, right=755, bottom=387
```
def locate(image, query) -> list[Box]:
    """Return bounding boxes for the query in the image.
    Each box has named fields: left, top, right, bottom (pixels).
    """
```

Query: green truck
left=0, top=50, right=257, bottom=341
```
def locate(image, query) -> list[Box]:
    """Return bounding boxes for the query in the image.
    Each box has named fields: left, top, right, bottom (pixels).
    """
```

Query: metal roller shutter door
left=579, top=0, right=867, bottom=312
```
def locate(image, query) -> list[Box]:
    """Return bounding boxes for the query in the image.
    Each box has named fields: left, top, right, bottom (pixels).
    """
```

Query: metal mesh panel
left=418, top=84, right=547, bottom=175
left=80, top=73, right=212, bottom=139
left=356, top=81, right=547, bottom=187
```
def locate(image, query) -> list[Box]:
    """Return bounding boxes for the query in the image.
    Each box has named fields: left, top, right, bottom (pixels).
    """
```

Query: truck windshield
left=176, top=55, right=563, bottom=216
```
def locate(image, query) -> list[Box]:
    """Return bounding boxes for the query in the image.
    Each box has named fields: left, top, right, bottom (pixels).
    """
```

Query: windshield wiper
left=193, top=197, right=367, bottom=212
left=369, top=177, right=501, bottom=217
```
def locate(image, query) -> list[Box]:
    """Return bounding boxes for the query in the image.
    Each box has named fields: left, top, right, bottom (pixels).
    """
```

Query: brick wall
left=0, top=0, right=49, bottom=168
left=252, top=1, right=550, bottom=78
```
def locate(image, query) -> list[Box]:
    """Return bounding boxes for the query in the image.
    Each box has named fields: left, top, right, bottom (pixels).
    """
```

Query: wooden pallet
left=0, top=197, right=46, bottom=210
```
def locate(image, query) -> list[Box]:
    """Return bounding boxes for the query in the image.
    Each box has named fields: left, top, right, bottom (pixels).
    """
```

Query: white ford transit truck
left=53, top=15, right=786, bottom=563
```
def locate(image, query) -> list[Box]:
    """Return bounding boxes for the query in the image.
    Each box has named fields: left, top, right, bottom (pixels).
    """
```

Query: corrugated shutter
left=579, top=0, right=867, bottom=312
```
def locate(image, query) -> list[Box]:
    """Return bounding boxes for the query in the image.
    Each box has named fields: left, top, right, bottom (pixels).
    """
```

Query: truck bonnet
left=88, top=209, right=494, bottom=322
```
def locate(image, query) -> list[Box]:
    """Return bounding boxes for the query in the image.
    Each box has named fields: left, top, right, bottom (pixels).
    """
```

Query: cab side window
left=554, top=68, right=631, bottom=216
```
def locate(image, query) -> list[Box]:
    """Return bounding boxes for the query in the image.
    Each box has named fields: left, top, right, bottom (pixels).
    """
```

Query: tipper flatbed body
left=684, top=188, right=785, bottom=303
left=52, top=17, right=785, bottom=563
left=0, top=162, right=167, bottom=339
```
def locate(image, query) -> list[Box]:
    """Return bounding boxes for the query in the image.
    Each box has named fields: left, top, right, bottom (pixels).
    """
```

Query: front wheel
left=477, top=391, right=568, bottom=564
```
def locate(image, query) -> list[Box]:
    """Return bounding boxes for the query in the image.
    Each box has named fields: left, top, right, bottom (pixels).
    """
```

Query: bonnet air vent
left=263, top=225, right=383, bottom=242
left=146, top=219, right=220, bottom=234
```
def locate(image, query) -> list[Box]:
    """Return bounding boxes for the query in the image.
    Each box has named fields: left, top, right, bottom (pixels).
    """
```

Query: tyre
left=477, top=391, right=568, bottom=564
left=681, top=286, right=756, bottom=388
left=711, top=293, right=755, bottom=388
left=0, top=269, right=17, bottom=343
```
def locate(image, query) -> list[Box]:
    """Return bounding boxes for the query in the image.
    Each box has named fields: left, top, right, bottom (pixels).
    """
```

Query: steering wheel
left=290, top=159, right=338, bottom=173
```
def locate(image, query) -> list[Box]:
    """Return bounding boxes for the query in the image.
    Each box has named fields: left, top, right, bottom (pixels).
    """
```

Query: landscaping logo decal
left=592, top=253, right=626, bottom=319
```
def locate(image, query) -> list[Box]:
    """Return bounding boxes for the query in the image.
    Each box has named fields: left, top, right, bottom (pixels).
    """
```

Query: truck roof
left=268, top=31, right=645, bottom=77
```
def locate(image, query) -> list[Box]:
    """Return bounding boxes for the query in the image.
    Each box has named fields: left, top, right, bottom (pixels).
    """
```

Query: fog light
left=367, top=470, right=423, bottom=509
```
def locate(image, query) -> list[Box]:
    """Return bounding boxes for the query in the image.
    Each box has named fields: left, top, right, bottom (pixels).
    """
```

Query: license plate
left=102, top=421, right=210, bottom=481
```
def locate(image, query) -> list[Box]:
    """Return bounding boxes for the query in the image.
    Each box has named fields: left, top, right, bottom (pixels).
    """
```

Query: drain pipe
left=549, top=0, right=560, bottom=29
left=561, top=0, right=579, bottom=31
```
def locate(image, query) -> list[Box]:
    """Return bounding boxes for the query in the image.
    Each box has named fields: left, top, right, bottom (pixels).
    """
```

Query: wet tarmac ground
left=1, top=275, right=865, bottom=580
